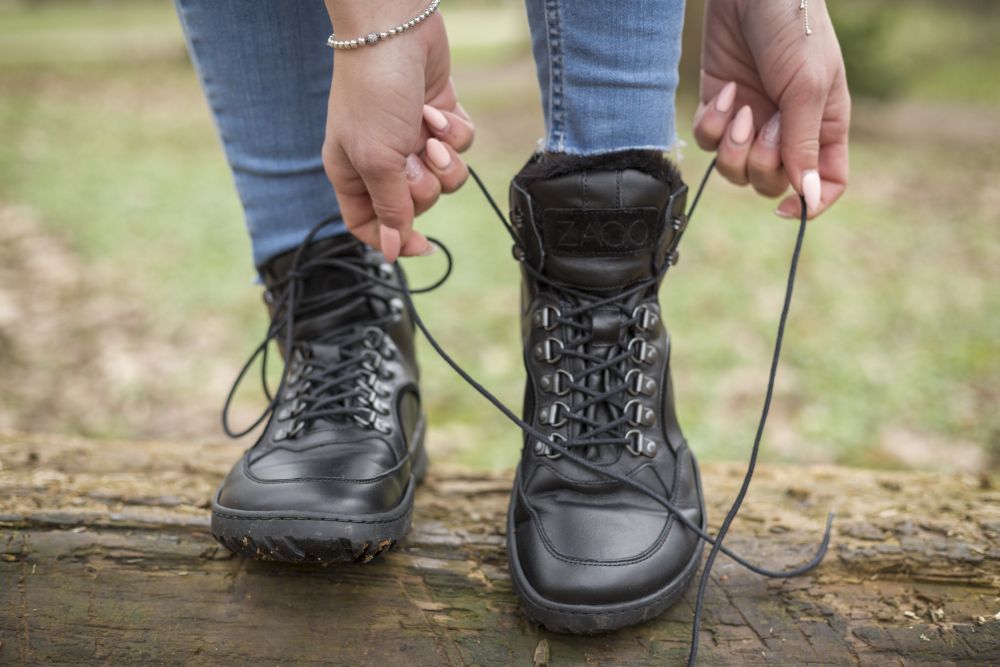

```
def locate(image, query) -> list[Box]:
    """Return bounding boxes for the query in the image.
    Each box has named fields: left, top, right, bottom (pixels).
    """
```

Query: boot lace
left=220, top=227, right=449, bottom=440
left=420, top=161, right=833, bottom=667
left=221, top=160, right=833, bottom=667
left=525, top=265, right=667, bottom=458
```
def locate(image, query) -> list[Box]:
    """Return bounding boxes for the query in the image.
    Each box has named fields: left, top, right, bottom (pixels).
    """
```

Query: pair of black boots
left=212, top=151, right=705, bottom=633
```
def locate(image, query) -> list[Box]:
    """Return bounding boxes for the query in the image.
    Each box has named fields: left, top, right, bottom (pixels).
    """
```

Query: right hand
left=322, top=2, right=474, bottom=262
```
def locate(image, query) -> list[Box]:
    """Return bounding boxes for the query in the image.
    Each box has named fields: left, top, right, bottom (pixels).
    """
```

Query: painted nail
left=379, top=225, right=401, bottom=263
left=716, top=82, right=736, bottom=113
left=730, top=106, right=753, bottom=145
left=426, top=138, right=451, bottom=170
left=405, top=154, right=423, bottom=182
left=422, top=104, right=449, bottom=132
left=802, top=170, right=821, bottom=214
left=417, top=243, right=438, bottom=257
left=762, top=112, right=781, bottom=147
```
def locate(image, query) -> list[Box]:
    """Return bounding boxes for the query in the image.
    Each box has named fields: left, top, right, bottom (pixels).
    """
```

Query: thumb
left=779, top=78, right=827, bottom=215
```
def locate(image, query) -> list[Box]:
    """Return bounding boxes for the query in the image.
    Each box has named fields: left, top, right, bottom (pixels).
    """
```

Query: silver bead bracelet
left=799, top=0, right=812, bottom=36
left=327, top=0, right=441, bottom=50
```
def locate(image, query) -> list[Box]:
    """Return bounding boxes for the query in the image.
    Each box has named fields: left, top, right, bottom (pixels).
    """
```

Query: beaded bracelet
left=327, top=0, right=441, bottom=50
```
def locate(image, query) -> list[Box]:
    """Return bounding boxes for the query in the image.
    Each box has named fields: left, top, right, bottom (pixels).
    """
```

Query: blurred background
left=0, top=0, right=996, bottom=473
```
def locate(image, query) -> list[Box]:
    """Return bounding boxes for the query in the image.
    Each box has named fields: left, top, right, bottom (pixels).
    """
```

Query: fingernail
left=418, top=243, right=438, bottom=257
left=405, top=154, right=423, bottom=182
left=716, top=82, right=736, bottom=113
left=802, top=170, right=821, bottom=214
left=379, top=226, right=401, bottom=263
left=762, top=112, right=781, bottom=147
left=426, top=138, right=451, bottom=170
left=730, top=106, right=753, bottom=145
left=774, top=207, right=795, bottom=219
left=422, top=104, right=449, bottom=132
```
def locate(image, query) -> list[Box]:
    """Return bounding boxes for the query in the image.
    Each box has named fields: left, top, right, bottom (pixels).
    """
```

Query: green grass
left=0, top=0, right=996, bottom=471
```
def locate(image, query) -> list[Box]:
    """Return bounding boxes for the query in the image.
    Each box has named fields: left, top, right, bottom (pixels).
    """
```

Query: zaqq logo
left=544, top=208, right=658, bottom=255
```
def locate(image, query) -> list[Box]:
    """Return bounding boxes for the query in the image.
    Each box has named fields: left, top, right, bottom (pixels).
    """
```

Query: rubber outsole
left=210, top=425, right=428, bottom=564
left=506, top=458, right=707, bottom=634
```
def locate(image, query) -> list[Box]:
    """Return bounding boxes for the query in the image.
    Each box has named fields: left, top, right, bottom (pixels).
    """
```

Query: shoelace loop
left=220, top=234, right=451, bottom=440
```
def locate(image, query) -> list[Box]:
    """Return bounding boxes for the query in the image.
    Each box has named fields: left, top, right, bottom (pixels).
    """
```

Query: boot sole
left=506, top=456, right=707, bottom=634
left=210, top=418, right=428, bottom=564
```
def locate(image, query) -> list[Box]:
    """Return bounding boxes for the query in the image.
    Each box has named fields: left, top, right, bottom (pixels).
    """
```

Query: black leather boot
left=212, top=234, right=427, bottom=563
left=506, top=151, right=706, bottom=632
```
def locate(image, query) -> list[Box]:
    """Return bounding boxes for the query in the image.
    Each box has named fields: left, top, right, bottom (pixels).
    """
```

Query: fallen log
left=1, top=432, right=997, bottom=665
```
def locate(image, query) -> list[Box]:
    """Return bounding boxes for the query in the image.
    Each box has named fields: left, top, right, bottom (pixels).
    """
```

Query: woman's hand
left=694, top=0, right=850, bottom=219
left=322, top=0, right=474, bottom=261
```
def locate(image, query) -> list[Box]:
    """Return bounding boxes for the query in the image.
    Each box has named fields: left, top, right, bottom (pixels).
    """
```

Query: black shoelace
left=415, top=160, right=833, bottom=666
left=521, top=257, right=671, bottom=458
left=221, top=240, right=449, bottom=440
left=222, top=159, right=832, bottom=666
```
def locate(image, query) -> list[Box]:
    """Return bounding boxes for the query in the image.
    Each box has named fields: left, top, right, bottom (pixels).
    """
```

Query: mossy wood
left=1, top=433, right=998, bottom=665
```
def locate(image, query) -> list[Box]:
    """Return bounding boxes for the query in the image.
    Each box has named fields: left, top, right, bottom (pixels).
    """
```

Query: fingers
left=405, top=153, right=441, bottom=217
left=422, top=104, right=475, bottom=154
left=747, top=112, right=789, bottom=198
left=714, top=105, right=754, bottom=186
left=422, top=138, right=468, bottom=194
left=693, top=81, right=737, bottom=151
left=355, top=152, right=416, bottom=263
left=779, top=73, right=829, bottom=216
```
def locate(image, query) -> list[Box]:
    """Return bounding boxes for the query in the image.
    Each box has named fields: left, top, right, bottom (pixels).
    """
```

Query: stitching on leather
left=242, top=416, right=425, bottom=485
left=517, top=474, right=677, bottom=567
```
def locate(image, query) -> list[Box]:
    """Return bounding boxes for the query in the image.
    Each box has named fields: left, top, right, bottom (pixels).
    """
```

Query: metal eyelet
left=363, top=327, right=384, bottom=349
left=277, top=399, right=305, bottom=421
left=389, top=297, right=405, bottom=316
left=540, top=369, right=573, bottom=396
left=632, top=305, right=659, bottom=333
left=628, top=338, right=657, bottom=365
left=534, top=338, right=564, bottom=364
left=532, top=432, right=565, bottom=460
left=361, top=349, right=382, bottom=371
left=379, top=262, right=394, bottom=280
left=374, top=419, right=392, bottom=435
left=532, top=305, right=560, bottom=331
left=539, top=401, right=569, bottom=428
left=353, top=408, right=378, bottom=429
left=283, top=380, right=311, bottom=401
left=625, top=369, right=657, bottom=396
left=625, top=430, right=658, bottom=458
left=625, top=400, right=656, bottom=427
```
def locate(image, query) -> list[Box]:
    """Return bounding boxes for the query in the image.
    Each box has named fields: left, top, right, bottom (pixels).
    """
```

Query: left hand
left=694, top=0, right=850, bottom=219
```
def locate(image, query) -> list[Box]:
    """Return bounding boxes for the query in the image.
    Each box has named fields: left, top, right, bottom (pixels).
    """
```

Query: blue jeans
left=174, top=0, right=686, bottom=268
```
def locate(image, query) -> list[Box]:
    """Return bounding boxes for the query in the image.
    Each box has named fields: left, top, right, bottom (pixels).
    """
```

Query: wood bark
left=1, top=432, right=998, bottom=665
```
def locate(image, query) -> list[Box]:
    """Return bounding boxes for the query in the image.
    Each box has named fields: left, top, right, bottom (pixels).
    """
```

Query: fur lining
left=513, top=149, right=682, bottom=189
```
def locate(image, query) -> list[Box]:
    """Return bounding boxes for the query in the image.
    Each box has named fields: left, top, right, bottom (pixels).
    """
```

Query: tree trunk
left=1, top=432, right=997, bottom=665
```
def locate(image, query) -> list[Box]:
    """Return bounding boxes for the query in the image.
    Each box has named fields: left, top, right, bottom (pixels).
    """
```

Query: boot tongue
left=521, top=168, right=682, bottom=291
left=262, top=235, right=382, bottom=341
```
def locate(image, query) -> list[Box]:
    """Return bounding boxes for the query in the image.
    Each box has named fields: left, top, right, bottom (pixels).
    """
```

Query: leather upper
left=216, top=236, right=423, bottom=517
left=508, top=157, right=705, bottom=605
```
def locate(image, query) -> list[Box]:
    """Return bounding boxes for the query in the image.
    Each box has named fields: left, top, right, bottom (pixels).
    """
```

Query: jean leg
left=174, top=0, right=345, bottom=268
left=524, top=0, right=686, bottom=155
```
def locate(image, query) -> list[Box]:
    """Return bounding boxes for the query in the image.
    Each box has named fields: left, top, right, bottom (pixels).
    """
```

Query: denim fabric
left=174, top=0, right=345, bottom=268
left=525, top=0, right=686, bottom=154
left=175, top=1, right=686, bottom=267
